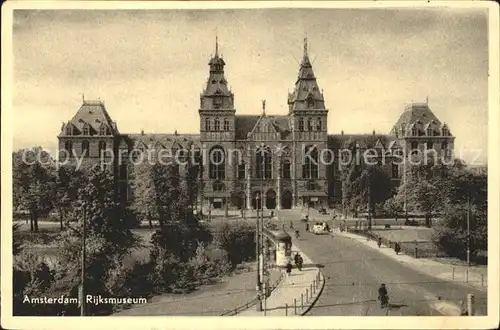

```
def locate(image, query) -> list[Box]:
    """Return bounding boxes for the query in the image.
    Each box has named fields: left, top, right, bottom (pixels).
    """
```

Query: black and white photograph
left=1, top=1, right=498, bottom=329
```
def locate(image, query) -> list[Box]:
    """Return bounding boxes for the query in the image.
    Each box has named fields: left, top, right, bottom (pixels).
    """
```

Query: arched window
left=64, top=141, right=73, bottom=152
left=238, top=162, right=246, bottom=179
left=65, top=125, right=72, bottom=135
left=307, top=96, right=315, bottom=108
left=307, top=118, right=313, bottom=131
left=205, top=118, right=211, bottom=131
left=282, top=160, right=291, bottom=179
left=81, top=140, right=89, bottom=155
left=302, top=145, right=318, bottom=179
left=223, top=118, right=230, bottom=131
left=214, top=118, right=220, bottom=131
left=298, top=118, right=304, bottom=131
left=316, top=117, right=322, bottom=131
left=256, top=146, right=272, bottom=179
left=98, top=141, right=106, bottom=157
left=209, top=146, right=225, bottom=179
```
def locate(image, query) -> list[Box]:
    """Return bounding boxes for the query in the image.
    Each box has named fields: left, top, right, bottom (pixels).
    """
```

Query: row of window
left=64, top=140, right=107, bottom=155
left=410, top=141, right=449, bottom=150
left=205, top=118, right=230, bottom=131
left=408, top=127, right=450, bottom=137
left=65, top=124, right=111, bottom=136
left=298, top=117, right=322, bottom=132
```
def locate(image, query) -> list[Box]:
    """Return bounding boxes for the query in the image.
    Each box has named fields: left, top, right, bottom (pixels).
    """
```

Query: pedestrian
left=394, top=242, right=401, bottom=255
left=377, top=237, right=382, bottom=248
left=286, top=261, right=292, bottom=276
left=294, top=252, right=300, bottom=265
left=297, top=255, right=303, bottom=271
left=306, top=223, right=310, bottom=232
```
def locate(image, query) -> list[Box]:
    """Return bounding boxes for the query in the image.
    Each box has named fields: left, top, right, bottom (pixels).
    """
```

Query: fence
left=220, top=271, right=285, bottom=316
left=283, top=270, right=324, bottom=316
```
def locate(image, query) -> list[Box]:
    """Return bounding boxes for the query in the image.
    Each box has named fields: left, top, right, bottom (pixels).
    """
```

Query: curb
left=300, top=269, right=326, bottom=315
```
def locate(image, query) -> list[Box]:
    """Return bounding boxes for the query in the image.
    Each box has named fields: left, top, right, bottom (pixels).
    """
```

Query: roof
left=235, top=115, right=260, bottom=140
left=120, top=133, right=201, bottom=150
left=328, top=133, right=399, bottom=149
left=61, top=100, right=117, bottom=136
left=241, top=114, right=292, bottom=140
left=392, top=103, right=443, bottom=134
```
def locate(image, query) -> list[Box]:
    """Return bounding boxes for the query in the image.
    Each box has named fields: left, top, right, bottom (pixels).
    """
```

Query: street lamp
left=255, top=193, right=263, bottom=311
left=80, top=201, right=87, bottom=316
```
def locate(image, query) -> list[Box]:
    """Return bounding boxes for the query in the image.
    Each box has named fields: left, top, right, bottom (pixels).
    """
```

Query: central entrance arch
left=266, top=189, right=277, bottom=210
left=281, top=190, right=293, bottom=209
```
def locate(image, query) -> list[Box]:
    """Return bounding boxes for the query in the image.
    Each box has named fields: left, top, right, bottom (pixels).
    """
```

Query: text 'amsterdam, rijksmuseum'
left=57, top=38, right=455, bottom=212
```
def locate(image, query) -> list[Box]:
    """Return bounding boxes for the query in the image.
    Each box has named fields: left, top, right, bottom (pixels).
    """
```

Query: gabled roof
left=393, top=102, right=442, bottom=133
left=328, top=133, right=398, bottom=150
left=120, top=133, right=201, bottom=150
left=244, top=114, right=292, bottom=141
left=234, top=115, right=260, bottom=140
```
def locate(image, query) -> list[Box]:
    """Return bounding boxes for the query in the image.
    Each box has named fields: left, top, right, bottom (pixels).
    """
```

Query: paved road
left=277, top=210, right=487, bottom=316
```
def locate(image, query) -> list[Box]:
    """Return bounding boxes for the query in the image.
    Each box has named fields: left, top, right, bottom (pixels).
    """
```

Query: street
left=278, top=210, right=487, bottom=316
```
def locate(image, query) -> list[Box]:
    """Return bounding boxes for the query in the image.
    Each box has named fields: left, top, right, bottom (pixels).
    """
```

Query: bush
left=210, top=220, right=256, bottom=267
left=189, top=242, right=231, bottom=285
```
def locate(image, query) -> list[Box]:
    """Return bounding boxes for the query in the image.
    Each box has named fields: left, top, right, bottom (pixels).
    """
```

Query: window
left=316, top=117, right=322, bottom=131
left=282, top=160, right=291, bottom=179
left=426, top=128, right=433, bottom=136
left=307, top=118, right=313, bottom=131
left=214, top=118, right=220, bottom=131
left=223, top=118, right=230, bottom=131
left=100, top=124, right=107, bottom=135
left=238, top=162, right=246, bottom=179
left=255, top=147, right=272, bottom=179
left=98, top=141, right=106, bottom=157
left=298, top=118, right=304, bottom=131
left=411, top=127, right=418, bottom=136
left=119, top=164, right=127, bottom=180
left=83, top=125, right=90, bottom=136
left=391, top=163, right=399, bottom=178
left=307, top=96, right=314, bottom=108
left=64, top=141, right=73, bottom=152
left=426, top=141, right=434, bottom=150
left=214, top=96, right=222, bottom=108
left=209, top=146, right=225, bottom=179
left=205, top=118, right=211, bottom=131
left=441, top=141, right=448, bottom=150
left=302, top=146, right=319, bottom=179
left=65, top=125, right=72, bottom=135
left=442, top=127, right=449, bottom=136
left=213, top=181, right=224, bottom=191
left=81, top=140, right=89, bottom=155
left=411, top=141, right=418, bottom=150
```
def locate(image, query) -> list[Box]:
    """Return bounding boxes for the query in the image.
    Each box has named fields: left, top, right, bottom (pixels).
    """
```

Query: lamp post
left=255, top=193, right=263, bottom=311
left=80, top=201, right=87, bottom=316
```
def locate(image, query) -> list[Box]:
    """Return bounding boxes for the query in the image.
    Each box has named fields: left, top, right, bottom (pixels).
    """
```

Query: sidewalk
left=336, top=230, right=488, bottom=291
left=236, top=244, right=324, bottom=316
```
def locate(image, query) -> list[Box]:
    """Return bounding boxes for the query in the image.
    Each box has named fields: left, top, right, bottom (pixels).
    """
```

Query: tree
left=54, top=165, right=87, bottom=230
left=56, top=166, right=141, bottom=315
left=384, top=197, right=404, bottom=222
left=13, top=147, right=56, bottom=232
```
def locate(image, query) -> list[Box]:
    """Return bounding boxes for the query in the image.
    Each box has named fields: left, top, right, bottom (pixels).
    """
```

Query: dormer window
left=223, top=118, right=230, bottom=130
left=426, top=127, right=433, bottom=136
left=411, top=126, right=418, bottom=136
left=316, top=117, right=322, bottom=131
left=307, top=95, right=315, bottom=108
left=65, top=125, right=72, bottom=135
left=205, top=118, right=211, bottom=131
left=214, top=117, right=220, bottom=131
left=100, top=124, right=107, bottom=135
left=214, top=96, right=222, bottom=109
left=442, top=127, right=449, bottom=136
left=82, top=124, right=90, bottom=136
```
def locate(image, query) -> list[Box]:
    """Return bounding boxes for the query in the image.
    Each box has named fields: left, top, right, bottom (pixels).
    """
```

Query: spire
left=215, top=34, right=219, bottom=57
left=303, top=36, right=308, bottom=58
left=262, top=100, right=266, bottom=115
left=426, top=96, right=429, bottom=105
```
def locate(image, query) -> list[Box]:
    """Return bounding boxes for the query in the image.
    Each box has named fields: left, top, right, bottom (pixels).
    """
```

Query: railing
left=220, top=271, right=285, bottom=316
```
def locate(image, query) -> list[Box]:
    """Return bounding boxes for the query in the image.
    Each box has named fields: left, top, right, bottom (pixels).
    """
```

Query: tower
left=288, top=37, right=329, bottom=208
left=199, top=37, right=237, bottom=212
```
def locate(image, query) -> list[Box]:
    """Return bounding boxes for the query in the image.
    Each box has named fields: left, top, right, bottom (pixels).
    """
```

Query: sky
left=11, top=7, right=489, bottom=164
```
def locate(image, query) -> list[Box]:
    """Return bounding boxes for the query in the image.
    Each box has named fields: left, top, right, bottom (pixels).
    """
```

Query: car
left=311, top=222, right=329, bottom=235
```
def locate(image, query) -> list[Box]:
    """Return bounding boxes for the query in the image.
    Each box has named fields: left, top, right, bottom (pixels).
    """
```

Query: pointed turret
left=200, top=37, right=235, bottom=111
left=287, top=37, right=327, bottom=113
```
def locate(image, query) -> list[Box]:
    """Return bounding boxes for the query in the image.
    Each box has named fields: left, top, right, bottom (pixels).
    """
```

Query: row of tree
left=340, top=156, right=487, bottom=262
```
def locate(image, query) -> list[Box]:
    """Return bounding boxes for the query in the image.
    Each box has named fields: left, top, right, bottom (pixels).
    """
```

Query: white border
left=1, top=1, right=499, bottom=329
